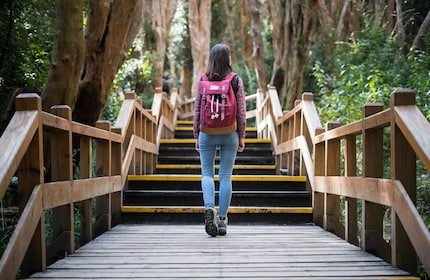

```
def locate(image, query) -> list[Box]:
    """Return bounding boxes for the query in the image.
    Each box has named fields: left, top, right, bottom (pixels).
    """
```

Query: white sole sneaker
left=204, top=208, right=218, bottom=237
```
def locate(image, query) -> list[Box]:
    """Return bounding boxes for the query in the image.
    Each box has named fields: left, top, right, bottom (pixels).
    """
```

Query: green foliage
left=0, top=0, right=55, bottom=95
left=101, top=91, right=123, bottom=124
left=312, top=25, right=410, bottom=125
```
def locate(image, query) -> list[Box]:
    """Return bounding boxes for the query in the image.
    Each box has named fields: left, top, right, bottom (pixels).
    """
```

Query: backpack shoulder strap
left=231, top=75, right=239, bottom=94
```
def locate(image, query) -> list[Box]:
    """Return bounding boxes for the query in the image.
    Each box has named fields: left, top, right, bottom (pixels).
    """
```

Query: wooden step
left=155, top=164, right=277, bottom=175
left=127, top=174, right=306, bottom=182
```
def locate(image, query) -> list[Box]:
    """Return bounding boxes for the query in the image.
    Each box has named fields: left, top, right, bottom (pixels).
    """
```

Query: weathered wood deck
left=27, top=224, right=418, bottom=279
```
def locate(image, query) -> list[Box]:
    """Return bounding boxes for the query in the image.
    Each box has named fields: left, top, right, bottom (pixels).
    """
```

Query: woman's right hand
left=195, top=139, right=200, bottom=152
left=237, top=138, right=245, bottom=152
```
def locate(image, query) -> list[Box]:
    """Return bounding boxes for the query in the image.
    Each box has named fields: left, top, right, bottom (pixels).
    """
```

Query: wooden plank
left=0, top=185, right=44, bottom=280
left=0, top=111, right=38, bottom=199
left=27, top=224, right=416, bottom=279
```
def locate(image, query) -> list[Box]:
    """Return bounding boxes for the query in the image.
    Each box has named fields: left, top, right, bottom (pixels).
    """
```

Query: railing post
left=324, top=122, right=345, bottom=238
left=79, top=133, right=93, bottom=245
left=390, top=89, right=417, bottom=274
left=48, top=105, right=74, bottom=263
left=344, top=134, right=359, bottom=246
left=313, top=127, right=325, bottom=227
left=15, top=93, right=46, bottom=277
left=361, top=103, right=390, bottom=262
left=94, top=121, right=112, bottom=237
left=111, top=127, right=122, bottom=226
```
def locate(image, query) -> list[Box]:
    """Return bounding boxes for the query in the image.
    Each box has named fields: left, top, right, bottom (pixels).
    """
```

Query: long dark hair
left=205, top=44, right=232, bottom=81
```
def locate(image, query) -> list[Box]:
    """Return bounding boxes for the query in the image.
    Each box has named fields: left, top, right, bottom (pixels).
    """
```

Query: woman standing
left=193, top=44, right=246, bottom=237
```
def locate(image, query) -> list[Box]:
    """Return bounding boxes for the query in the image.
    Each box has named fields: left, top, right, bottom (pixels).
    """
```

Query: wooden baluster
left=94, top=121, right=112, bottom=237
left=146, top=116, right=155, bottom=174
left=135, top=108, right=142, bottom=174
left=79, top=134, right=92, bottom=245
left=324, top=122, right=345, bottom=238
left=111, top=127, right=122, bottom=226
left=48, top=105, right=74, bottom=262
left=313, top=127, right=325, bottom=227
left=16, top=93, right=46, bottom=277
left=391, top=89, right=417, bottom=274
left=361, top=103, right=390, bottom=262
left=293, top=100, right=301, bottom=176
left=344, top=134, right=359, bottom=246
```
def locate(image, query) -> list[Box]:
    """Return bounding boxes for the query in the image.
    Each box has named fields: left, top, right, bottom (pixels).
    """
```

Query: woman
left=193, top=44, right=246, bottom=237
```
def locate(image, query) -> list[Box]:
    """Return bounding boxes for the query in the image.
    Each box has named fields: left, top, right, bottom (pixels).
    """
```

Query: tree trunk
left=188, top=0, right=212, bottom=97
left=223, top=0, right=236, bottom=60
left=395, top=0, right=405, bottom=51
left=281, top=0, right=318, bottom=110
left=73, top=0, right=139, bottom=126
left=248, top=0, right=267, bottom=91
left=42, top=0, right=84, bottom=112
left=268, top=0, right=284, bottom=89
left=152, top=0, right=178, bottom=90
left=412, top=10, right=430, bottom=50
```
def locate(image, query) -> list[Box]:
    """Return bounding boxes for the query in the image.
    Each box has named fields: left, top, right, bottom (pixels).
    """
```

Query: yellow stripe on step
left=121, top=206, right=313, bottom=214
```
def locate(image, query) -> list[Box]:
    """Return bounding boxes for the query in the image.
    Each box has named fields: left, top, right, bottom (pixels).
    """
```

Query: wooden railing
left=256, top=87, right=430, bottom=275
left=0, top=90, right=167, bottom=279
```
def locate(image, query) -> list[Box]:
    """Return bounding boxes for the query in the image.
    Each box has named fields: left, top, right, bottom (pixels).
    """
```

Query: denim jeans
left=198, top=132, right=239, bottom=216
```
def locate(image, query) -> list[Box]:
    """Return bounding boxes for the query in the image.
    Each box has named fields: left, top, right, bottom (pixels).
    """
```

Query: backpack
left=198, top=72, right=238, bottom=134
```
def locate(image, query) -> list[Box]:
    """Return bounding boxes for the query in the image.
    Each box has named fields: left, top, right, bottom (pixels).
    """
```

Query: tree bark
left=267, top=0, right=284, bottom=88
left=412, top=10, right=430, bottom=50
left=239, top=0, right=253, bottom=65
left=152, top=0, right=178, bottom=90
left=281, top=0, right=318, bottom=110
left=42, top=0, right=84, bottom=112
left=73, top=0, right=139, bottom=126
left=249, top=0, right=267, bottom=91
left=188, top=0, right=212, bottom=97
left=395, top=0, right=405, bottom=51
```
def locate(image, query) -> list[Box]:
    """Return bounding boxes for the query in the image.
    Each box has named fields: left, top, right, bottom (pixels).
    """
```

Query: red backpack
left=198, top=72, right=237, bottom=133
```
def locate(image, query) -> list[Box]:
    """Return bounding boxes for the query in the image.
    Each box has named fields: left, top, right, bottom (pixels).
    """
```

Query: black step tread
left=128, top=174, right=306, bottom=182
left=125, top=190, right=310, bottom=195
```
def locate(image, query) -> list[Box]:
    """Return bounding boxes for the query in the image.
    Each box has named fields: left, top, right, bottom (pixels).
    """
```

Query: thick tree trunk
left=281, top=0, right=318, bottom=110
left=73, top=0, right=139, bottom=126
left=239, top=0, right=253, bottom=64
left=152, top=0, right=178, bottom=90
left=395, top=0, right=405, bottom=51
left=268, top=0, right=284, bottom=88
left=42, top=0, right=84, bottom=112
left=188, top=0, right=212, bottom=97
left=249, top=0, right=267, bottom=91
left=412, top=10, right=430, bottom=50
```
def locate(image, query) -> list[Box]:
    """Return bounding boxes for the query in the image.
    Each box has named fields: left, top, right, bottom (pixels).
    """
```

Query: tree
left=72, top=0, right=141, bottom=126
left=280, top=0, right=318, bottom=109
left=249, top=0, right=267, bottom=91
left=41, top=0, right=84, bottom=112
left=188, top=0, right=212, bottom=97
left=145, top=0, right=178, bottom=90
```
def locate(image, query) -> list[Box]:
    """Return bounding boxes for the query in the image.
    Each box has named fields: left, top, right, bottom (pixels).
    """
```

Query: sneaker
left=218, top=217, right=228, bottom=236
left=204, top=208, right=218, bottom=237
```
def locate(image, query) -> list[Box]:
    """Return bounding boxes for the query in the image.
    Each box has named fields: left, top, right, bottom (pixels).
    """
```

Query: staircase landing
left=27, top=224, right=417, bottom=279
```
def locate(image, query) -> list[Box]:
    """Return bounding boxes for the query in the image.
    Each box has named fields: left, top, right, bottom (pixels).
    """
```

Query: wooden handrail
left=256, top=87, right=430, bottom=276
left=0, top=91, right=158, bottom=279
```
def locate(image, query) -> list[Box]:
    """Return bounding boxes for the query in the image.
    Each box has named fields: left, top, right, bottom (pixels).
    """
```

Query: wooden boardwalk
left=27, top=224, right=418, bottom=279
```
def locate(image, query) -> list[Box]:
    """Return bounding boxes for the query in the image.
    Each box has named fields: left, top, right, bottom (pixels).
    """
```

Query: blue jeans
left=198, top=132, right=239, bottom=217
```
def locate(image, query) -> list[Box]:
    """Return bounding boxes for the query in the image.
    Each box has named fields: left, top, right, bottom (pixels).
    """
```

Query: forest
left=0, top=0, right=430, bottom=275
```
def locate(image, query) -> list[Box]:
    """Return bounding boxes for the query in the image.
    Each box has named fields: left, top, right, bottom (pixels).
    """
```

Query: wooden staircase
left=122, top=121, right=312, bottom=224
